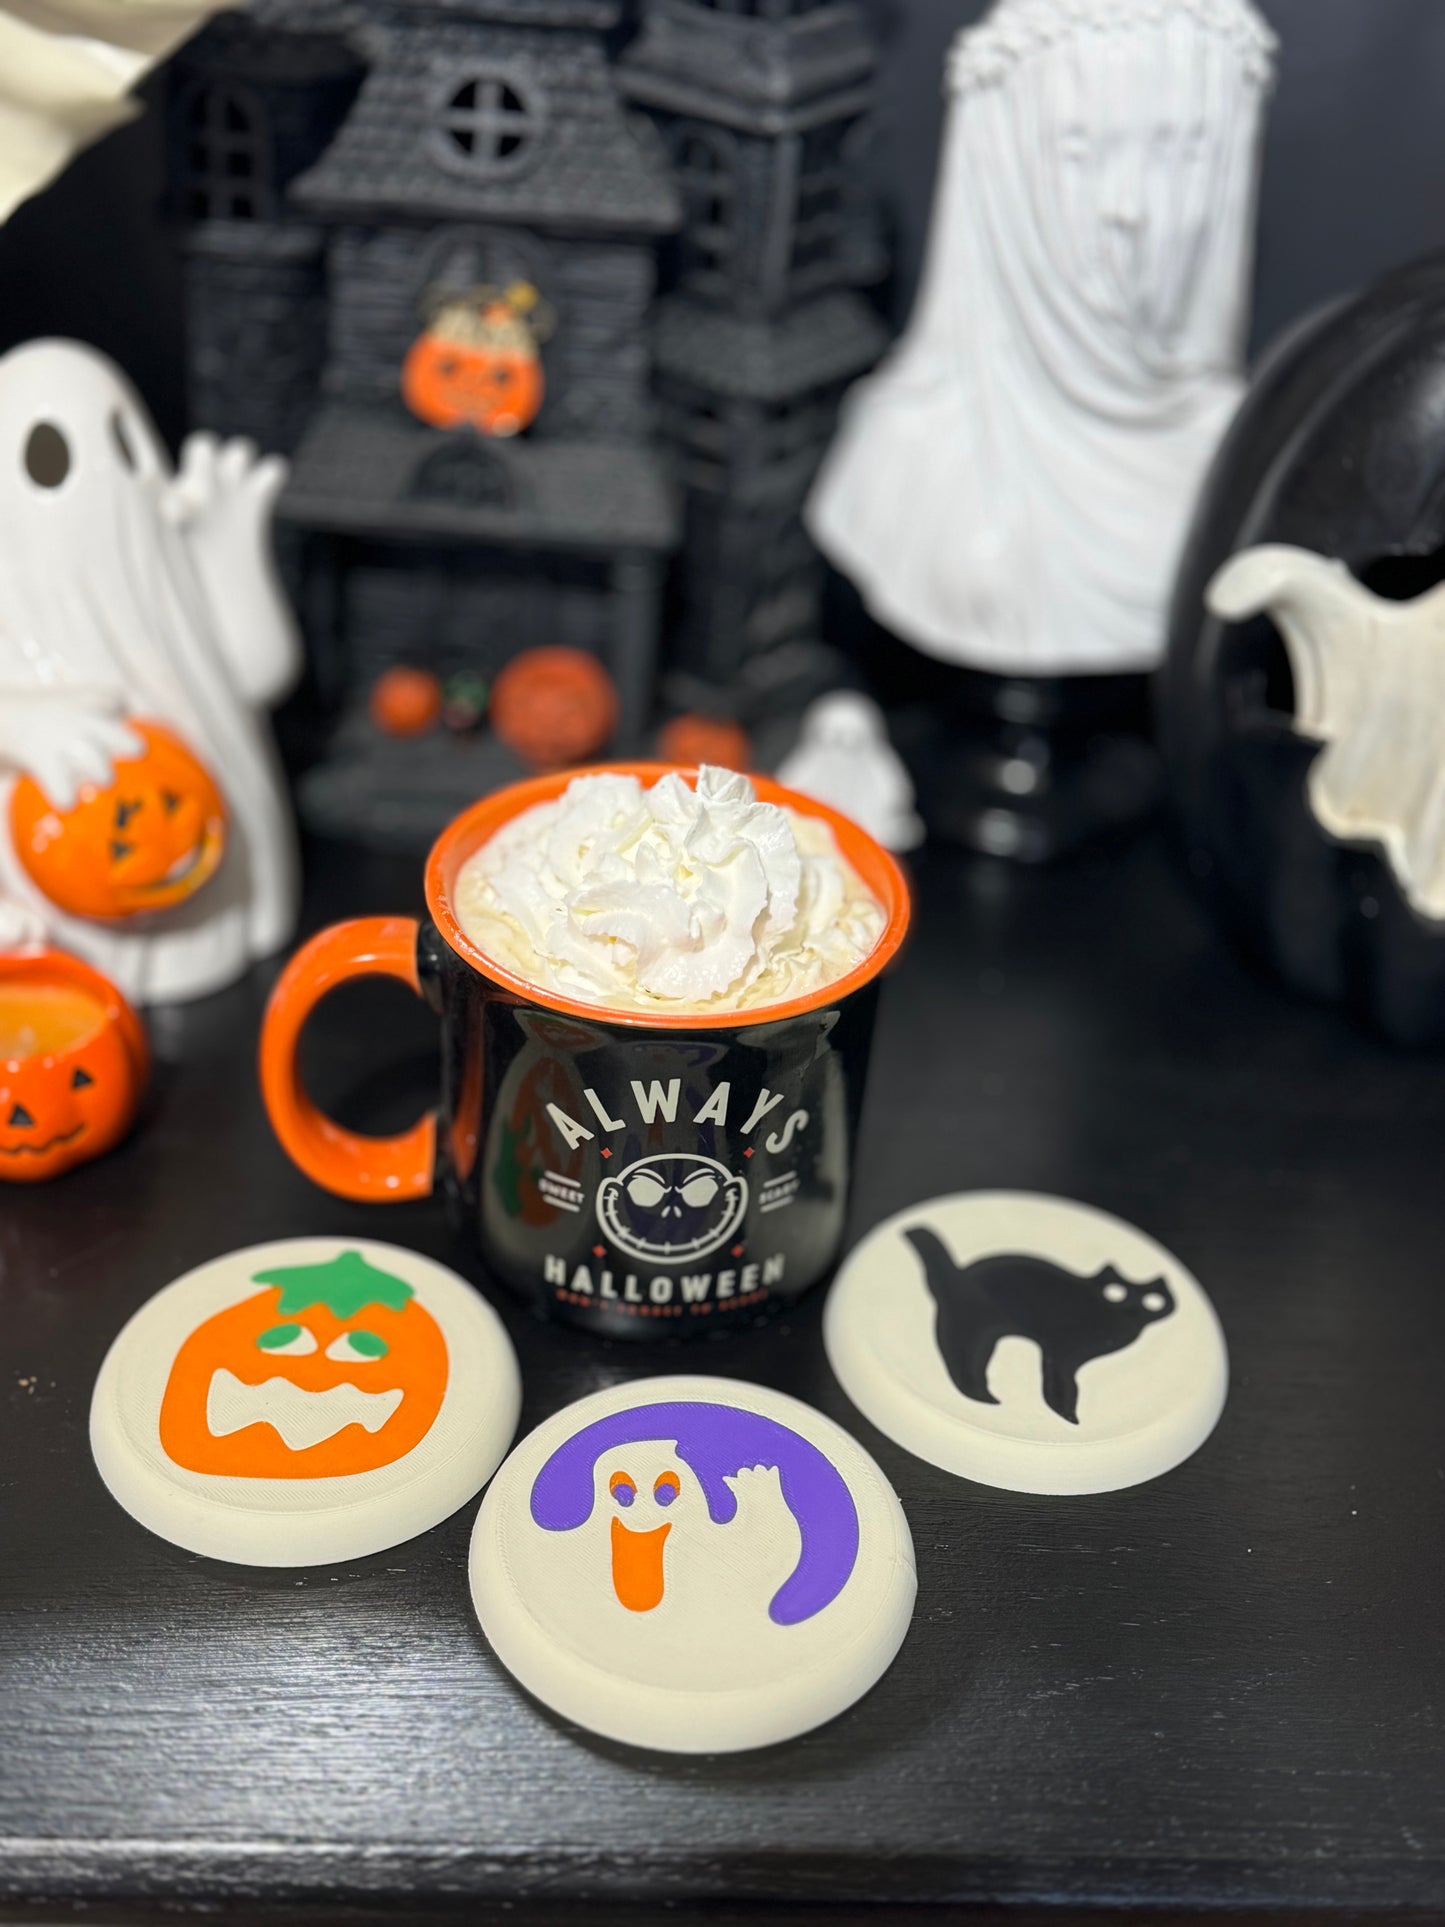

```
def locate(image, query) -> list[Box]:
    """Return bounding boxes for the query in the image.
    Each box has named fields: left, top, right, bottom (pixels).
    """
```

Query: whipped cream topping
left=453, top=766, right=887, bottom=1015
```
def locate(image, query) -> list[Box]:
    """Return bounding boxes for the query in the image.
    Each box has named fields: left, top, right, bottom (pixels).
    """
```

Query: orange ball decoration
left=370, top=666, right=444, bottom=738
left=657, top=714, right=752, bottom=772
left=10, top=720, right=227, bottom=923
left=489, top=647, right=620, bottom=771
left=0, top=947, right=148, bottom=1183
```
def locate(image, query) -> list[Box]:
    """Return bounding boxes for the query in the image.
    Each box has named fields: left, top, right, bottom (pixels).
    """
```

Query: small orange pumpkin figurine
left=657, top=714, right=753, bottom=772
left=158, top=1248, right=449, bottom=1480
left=402, top=282, right=548, bottom=438
left=0, top=947, right=148, bottom=1182
left=10, top=719, right=227, bottom=923
left=369, top=666, right=444, bottom=738
left=489, top=646, right=620, bottom=770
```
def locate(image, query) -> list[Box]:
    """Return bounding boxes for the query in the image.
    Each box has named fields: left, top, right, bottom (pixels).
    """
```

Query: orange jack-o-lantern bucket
left=402, top=284, right=547, bottom=438
left=0, top=946, right=148, bottom=1182
left=10, top=719, right=227, bottom=923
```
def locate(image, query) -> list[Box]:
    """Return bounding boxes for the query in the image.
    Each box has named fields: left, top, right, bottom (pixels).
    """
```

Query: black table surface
left=4, top=827, right=1445, bottom=1924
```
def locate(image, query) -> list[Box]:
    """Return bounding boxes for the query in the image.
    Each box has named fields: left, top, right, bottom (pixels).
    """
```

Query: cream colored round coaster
left=91, top=1238, right=521, bottom=1566
left=469, top=1375, right=916, bottom=1753
left=825, top=1192, right=1227, bottom=1495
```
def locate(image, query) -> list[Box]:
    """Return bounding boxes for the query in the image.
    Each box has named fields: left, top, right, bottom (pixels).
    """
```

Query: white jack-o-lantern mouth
left=596, top=1152, right=748, bottom=1265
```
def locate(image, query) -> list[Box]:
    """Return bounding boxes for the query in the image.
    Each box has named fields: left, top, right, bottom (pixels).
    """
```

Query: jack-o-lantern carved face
left=158, top=1249, right=449, bottom=1480
left=0, top=949, right=147, bottom=1182
left=597, top=1153, right=749, bottom=1266
left=11, top=720, right=227, bottom=922
left=401, top=285, right=547, bottom=438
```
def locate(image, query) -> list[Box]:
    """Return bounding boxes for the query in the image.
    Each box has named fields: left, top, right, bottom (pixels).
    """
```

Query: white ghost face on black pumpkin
left=596, top=1153, right=748, bottom=1265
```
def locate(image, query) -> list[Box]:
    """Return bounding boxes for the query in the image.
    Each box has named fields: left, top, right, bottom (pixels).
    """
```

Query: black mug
left=261, top=764, right=911, bottom=1340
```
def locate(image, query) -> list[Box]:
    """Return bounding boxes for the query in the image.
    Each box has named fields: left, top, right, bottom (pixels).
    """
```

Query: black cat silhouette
left=905, top=1227, right=1176, bottom=1425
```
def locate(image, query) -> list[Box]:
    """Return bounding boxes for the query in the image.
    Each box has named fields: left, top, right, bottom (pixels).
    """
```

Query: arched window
left=436, top=75, right=541, bottom=176
left=672, top=131, right=738, bottom=283
left=183, top=83, right=270, bottom=222
left=409, top=439, right=513, bottom=512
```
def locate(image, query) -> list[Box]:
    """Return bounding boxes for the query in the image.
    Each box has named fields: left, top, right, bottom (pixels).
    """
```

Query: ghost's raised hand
left=162, top=433, right=300, bottom=708
left=164, top=432, right=287, bottom=544
left=721, top=1462, right=802, bottom=1591
left=0, top=687, right=143, bottom=811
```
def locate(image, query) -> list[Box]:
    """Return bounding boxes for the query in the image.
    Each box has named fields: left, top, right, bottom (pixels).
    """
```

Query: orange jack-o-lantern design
left=489, top=646, right=620, bottom=770
left=402, top=282, right=549, bottom=438
left=11, top=720, right=227, bottom=923
left=158, top=1249, right=449, bottom=1480
left=0, top=947, right=148, bottom=1183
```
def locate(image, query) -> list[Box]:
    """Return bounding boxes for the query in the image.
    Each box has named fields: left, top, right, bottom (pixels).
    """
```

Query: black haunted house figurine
left=167, top=0, right=681, bottom=847
left=618, top=0, right=888, bottom=710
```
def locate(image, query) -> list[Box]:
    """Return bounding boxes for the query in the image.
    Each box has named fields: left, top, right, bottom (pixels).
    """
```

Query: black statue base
left=892, top=668, right=1160, bottom=863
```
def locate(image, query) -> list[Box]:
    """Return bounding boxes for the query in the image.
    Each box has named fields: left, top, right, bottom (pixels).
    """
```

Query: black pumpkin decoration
left=1161, top=250, right=1445, bottom=1045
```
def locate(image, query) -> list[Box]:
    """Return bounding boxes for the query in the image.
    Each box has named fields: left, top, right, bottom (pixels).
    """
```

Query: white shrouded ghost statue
left=777, top=691, right=924, bottom=853
left=806, top=0, right=1276, bottom=678
left=0, top=339, right=301, bottom=1002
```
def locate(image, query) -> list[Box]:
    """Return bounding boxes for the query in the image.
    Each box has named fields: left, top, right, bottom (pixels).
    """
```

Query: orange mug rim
left=424, top=762, right=912, bottom=1032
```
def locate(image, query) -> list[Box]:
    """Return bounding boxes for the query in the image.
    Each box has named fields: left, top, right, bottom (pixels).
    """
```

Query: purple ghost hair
left=529, top=1400, right=860, bottom=1626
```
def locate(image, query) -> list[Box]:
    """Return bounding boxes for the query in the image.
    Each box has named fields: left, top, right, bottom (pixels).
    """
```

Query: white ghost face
left=0, top=340, right=168, bottom=509
left=808, top=692, right=882, bottom=754
left=1040, top=25, right=1247, bottom=356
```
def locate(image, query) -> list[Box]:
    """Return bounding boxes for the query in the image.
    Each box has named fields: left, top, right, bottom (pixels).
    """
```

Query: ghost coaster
left=91, top=1238, right=521, bottom=1566
left=825, top=1193, right=1227, bottom=1496
left=469, top=1375, right=916, bottom=1753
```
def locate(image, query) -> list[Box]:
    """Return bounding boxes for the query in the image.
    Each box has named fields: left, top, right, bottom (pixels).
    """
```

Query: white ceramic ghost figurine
left=807, top=0, right=1276, bottom=678
left=1208, top=544, right=1445, bottom=923
left=777, top=690, right=924, bottom=853
left=0, top=339, right=302, bottom=1001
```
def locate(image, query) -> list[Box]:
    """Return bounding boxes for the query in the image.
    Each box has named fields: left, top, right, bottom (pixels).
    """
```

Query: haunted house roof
left=289, top=20, right=679, bottom=233
left=619, top=0, right=875, bottom=132
left=281, top=406, right=678, bottom=550
left=654, top=292, right=887, bottom=402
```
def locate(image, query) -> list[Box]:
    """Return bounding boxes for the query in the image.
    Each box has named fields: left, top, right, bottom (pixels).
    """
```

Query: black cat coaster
left=824, top=1193, right=1227, bottom=1495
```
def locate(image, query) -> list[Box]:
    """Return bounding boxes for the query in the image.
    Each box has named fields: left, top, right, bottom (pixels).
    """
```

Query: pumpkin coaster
left=469, top=1374, right=916, bottom=1753
left=825, top=1193, right=1227, bottom=1496
left=91, top=1239, right=521, bottom=1566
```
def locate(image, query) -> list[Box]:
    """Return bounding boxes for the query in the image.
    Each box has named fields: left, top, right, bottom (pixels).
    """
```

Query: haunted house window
left=437, top=74, right=540, bottom=175
left=183, top=83, right=270, bottom=222
left=672, top=132, right=738, bottom=284
left=409, top=439, right=513, bottom=511
left=790, top=124, right=846, bottom=276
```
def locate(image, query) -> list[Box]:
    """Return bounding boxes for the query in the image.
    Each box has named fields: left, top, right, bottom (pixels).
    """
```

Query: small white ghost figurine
left=777, top=691, right=924, bottom=853
left=807, top=0, right=1276, bottom=678
left=0, top=339, right=302, bottom=1002
left=1208, top=544, right=1445, bottom=923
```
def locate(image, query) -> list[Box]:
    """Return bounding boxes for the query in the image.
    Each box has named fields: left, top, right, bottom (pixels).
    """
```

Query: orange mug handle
left=259, top=916, right=437, bottom=1203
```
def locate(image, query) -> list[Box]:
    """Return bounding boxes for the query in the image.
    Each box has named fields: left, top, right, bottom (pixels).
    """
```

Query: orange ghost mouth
left=611, top=1515, right=670, bottom=1612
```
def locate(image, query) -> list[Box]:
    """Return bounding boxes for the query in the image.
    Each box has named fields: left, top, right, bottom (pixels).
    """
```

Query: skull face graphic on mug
left=260, top=765, right=910, bottom=1339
